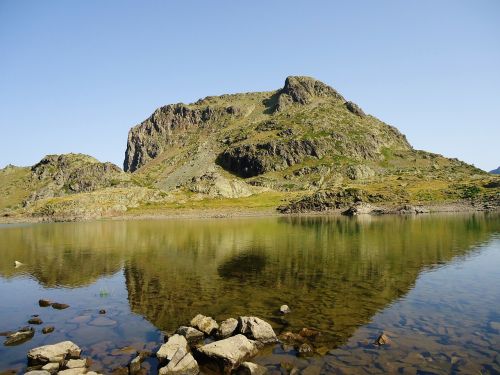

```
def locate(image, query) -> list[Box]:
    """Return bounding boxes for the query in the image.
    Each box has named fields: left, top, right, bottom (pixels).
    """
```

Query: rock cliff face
left=124, top=104, right=242, bottom=172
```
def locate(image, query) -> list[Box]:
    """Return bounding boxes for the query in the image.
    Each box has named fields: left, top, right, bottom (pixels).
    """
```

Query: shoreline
left=1, top=201, right=498, bottom=225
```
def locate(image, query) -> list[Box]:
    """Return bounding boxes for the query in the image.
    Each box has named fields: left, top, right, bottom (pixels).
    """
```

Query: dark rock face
left=345, top=101, right=366, bottom=117
left=216, top=140, right=324, bottom=178
left=124, top=104, right=241, bottom=172
left=278, top=188, right=368, bottom=213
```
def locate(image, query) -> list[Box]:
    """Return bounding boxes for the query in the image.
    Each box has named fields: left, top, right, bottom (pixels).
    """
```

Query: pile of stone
left=155, top=314, right=276, bottom=374
left=24, top=341, right=100, bottom=375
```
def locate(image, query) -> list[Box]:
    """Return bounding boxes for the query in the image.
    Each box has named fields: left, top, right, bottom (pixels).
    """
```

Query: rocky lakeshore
left=9, top=305, right=371, bottom=375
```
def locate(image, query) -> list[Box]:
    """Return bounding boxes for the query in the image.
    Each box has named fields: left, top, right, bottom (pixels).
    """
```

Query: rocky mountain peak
left=274, top=76, right=344, bottom=112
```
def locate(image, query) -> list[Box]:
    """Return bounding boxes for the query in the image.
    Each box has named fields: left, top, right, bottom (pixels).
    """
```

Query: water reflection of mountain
left=123, top=214, right=500, bottom=346
left=0, top=214, right=498, bottom=347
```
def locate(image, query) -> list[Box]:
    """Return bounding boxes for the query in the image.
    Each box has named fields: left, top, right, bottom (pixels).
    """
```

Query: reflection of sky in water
left=0, top=215, right=499, bottom=373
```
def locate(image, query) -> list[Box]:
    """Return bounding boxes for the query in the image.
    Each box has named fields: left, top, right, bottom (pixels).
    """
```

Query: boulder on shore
left=196, top=334, right=258, bottom=374
left=238, top=317, right=278, bottom=344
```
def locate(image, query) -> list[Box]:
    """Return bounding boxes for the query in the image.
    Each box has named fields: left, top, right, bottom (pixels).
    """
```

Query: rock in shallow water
left=375, top=333, right=390, bottom=346
left=176, top=326, right=204, bottom=343
left=4, top=327, right=34, bottom=346
left=157, top=334, right=189, bottom=363
left=51, top=303, right=70, bottom=310
left=217, top=318, right=238, bottom=339
left=28, top=317, right=43, bottom=325
left=236, top=361, right=268, bottom=375
left=38, top=299, right=52, bottom=307
left=196, top=334, right=258, bottom=374
left=159, top=347, right=199, bottom=375
left=190, top=314, right=219, bottom=335
left=27, top=341, right=81, bottom=365
left=42, top=326, right=55, bottom=334
left=238, top=317, right=278, bottom=344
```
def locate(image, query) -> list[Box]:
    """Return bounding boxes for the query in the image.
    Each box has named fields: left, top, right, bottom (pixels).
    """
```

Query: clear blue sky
left=1, top=1, right=499, bottom=171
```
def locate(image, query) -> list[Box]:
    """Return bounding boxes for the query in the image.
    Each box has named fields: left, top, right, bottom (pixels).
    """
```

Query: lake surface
left=0, top=213, right=499, bottom=374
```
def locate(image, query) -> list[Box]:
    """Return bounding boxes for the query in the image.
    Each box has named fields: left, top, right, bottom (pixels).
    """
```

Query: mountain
left=490, top=167, right=500, bottom=174
left=1, top=76, right=498, bottom=221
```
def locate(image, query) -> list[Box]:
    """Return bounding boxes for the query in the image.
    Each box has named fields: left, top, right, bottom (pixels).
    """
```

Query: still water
left=0, top=214, right=499, bottom=374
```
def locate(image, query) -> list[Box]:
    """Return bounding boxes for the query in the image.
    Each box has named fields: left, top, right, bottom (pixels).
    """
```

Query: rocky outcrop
left=124, top=104, right=241, bottom=172
left=24, top=154, right=127, bottom=206
left=344, top=101, right=366, bottom=117
left=217, top=140, right=324, bottom=178
left=275, top=76, right=344, bottom=111
left=278, top=188, right=368, bottom=213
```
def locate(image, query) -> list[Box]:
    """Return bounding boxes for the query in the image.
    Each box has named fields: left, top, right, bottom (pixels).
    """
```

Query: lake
left=0, top=213, right=499, bottom=374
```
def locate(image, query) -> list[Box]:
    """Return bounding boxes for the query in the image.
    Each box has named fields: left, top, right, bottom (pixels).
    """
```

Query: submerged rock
left=238, top=317, right=278, bottom=344
left=279, top=305, right=291, bottom=315
left=217, top=318, right=238, bottom=339
left=157, top=334, right=189, bottom=363
left=42, top=326, right=55, bottom=334
left=38, top=299, right=52, bottom=307
left=196, top=334, right=258, bottom=374
left=51, top=303, right=70, bottom=310
left=128, top=355, right=142, bottom=374
left=298, top=327, right=321, bottom=339
left=28, top=317, right=43, bottom=325
left=4, top=327, right=34, bottom=346
left=375, top=333, right=390, bottom=346
left=190, top=314, right=219, bottom=335
left=298, top=343, right=314, bottom=357
left=27, top=341, right=81, bottom=366
left=159, top=347, right=199, bottom=375
left=176, top=326, right=204, bottom=343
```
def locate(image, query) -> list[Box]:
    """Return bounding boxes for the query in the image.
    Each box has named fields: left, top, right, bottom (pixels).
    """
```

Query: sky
left=0, top=1, right=499, bottom=171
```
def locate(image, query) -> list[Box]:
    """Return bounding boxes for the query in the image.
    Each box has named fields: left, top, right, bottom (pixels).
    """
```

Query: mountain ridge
left=1, top=76, right=498, bottom=221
